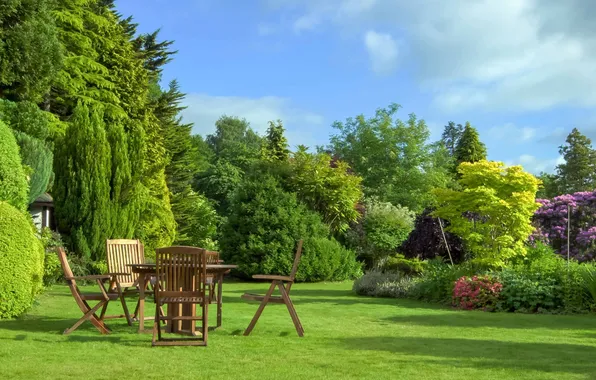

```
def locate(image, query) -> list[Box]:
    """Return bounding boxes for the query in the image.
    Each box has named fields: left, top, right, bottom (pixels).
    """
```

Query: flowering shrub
left=533, top=191, right=596, bottom=261
left=453, top=275, right=502, bottom=311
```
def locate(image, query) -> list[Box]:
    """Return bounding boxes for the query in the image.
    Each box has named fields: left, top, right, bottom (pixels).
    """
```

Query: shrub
left=382, top=254, right=426, bottom=276
left=496, top=269, right=560, bottom=313
left=409, top=259, right=479, bottom=304
left=353, top=270, right=416, bottom=298
left=453, top=275, right=502, bottom=311
left=400, top=207, right=465, bottom=263
left=434, top=161, right=541, bottom=267
left=40, top=228, right=64, bottom=285
left=0, top=120, right=29, bottom=210
left=220, top=175, right=361, bottom=282
left=0, top=202, right=44, bottom=318
left=345, top=198, right=415, bottom=268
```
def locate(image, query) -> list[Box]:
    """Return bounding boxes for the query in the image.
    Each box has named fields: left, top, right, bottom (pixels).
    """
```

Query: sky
left=115, top=0, right=596, bottom=175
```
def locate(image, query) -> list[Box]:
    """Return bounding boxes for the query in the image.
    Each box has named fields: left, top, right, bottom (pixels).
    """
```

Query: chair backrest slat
left=106, top=239, right=144, bottom=287
left=155, top=246, right=207, bottom=299
left=289, top=239, right=304, bottom=281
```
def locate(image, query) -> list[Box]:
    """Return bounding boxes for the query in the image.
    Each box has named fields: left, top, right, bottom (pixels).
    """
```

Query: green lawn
left=1, top=281, right=595, bottom=379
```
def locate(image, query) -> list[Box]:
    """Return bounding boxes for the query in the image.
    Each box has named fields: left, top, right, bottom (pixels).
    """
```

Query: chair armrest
left=65, top=275, right=112, bottom=281
left=252, top=275, right=293, bottom=282
left=108, top=272, right=131, bottom=276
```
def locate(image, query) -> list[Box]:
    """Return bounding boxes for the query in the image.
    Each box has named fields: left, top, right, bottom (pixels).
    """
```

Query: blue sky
left=115, top=0, right=596, bottom=174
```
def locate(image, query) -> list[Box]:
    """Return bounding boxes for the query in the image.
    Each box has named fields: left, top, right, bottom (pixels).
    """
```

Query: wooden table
left=127, top=263, right=237, bottom=333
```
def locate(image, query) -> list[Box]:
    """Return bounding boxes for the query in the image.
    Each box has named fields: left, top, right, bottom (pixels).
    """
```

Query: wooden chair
left=152, top=246, right=208, bottom=346
left=106, top=239, right=147, bottom=318
left=205, top=250, right=220, bottom=304
left=57, top=247, right=131, bottom=334
left=241, top=240, right=304, bottom=337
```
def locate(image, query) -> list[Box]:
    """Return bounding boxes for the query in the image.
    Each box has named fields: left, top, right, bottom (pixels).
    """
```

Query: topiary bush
left=0, top=120, right=29, bottom=210
left=219, top=175, right=361, bottom=282
left=0, top=201, right=44, bottom=318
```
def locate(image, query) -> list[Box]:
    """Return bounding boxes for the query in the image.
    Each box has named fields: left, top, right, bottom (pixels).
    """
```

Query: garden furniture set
left=56, top=239, right=305, bottom=345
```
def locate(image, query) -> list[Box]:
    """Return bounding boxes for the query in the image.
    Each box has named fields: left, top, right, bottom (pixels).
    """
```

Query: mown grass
left=0, top=281, right=595, bottom=379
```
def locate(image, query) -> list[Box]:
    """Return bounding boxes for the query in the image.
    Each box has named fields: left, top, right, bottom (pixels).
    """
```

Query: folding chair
left=57, top=247, right=131, bottom=334
left=241, top=240, right=304, bottom=337
left=106, top=239, right=147, bottom=319
left=152, top=246, right=208, bottom=346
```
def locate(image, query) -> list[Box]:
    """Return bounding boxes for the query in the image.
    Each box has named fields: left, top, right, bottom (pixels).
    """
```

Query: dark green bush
left=383, top=254, right=426, bottom=276
left=0, top=120, right=28, bottom=210
left=219, top=175, right=361, bottom=282
left=0, top=201, right=44, bottom=318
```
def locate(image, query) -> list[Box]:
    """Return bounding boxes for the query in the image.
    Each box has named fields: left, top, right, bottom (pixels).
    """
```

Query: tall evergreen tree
left=262, top=120, right=290, bottom=162
left=454, top=122, right=487, bottom=166
left=441, top=121, right=464, bottom=156
left=555, top=128, right=596, bottom=193
left=53, top=104, right=111, bottom=260
left=536, top=172, right=559, bottom=199
left=0, top=0, right=62, bottom=102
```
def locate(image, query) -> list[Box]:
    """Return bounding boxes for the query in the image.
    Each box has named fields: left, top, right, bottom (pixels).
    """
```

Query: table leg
left=137, top=273, right=146, bottom=333
left=217, top=272, right=223, bottom=328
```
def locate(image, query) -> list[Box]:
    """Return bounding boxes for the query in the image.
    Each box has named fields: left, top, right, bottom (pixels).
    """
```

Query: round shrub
left=219, top=175, right=361, bottom=282
left=0, top=120, right=29, bottom=210
left=0, top=201, right=44, bottom=318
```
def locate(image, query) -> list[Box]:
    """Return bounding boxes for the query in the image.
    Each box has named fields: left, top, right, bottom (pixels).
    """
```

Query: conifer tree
left=53, top=104, right=111, bottom=260
left=262, top=120, right=290, bottom=162
left=555, top=128, right=596, bottom=193
left=441, top=121, right=464, bottom=157
left=454, top=122, right=487, bottom=166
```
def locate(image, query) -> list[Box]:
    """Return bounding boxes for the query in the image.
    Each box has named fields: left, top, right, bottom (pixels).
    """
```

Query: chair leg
left=278, top=282, right=304, bottom=337
left=152, top=302, right=161, bottom=346
left=99, top=300, right=109, bottom=321
left=243, top=282, right=277, bottom=336
left=64, top=301, right=108, bottom=335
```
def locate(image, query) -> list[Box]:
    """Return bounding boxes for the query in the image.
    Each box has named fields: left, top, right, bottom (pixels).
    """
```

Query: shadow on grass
left=338, top=336, right=596, bottom=376
left=382, top=312, right=596, bottom=330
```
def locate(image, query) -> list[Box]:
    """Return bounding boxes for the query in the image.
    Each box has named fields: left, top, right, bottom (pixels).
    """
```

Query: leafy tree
left=345, top=198, right=415, bottom=268
left=287, top=146, right=362, bottom=232
left=0, top=120, right=29, bottom=210
left=536, top=172, right=559, bottom=199
left=190, top=135, right=213, bottom=173
left=262, top=120, right=290, bottom=162
left=194, top=160, right=243, bottom=215
left=555, top=128, right=596, bottom=194
left=433, top=161, right=541, bottom=267
left=400, top=208, right=465, bottom=263
left=441, top=121, right=464, bottom=156
left=206, top=116, right=262, bottom=171
left=0, top=0, right=62, bottom=102
left=219, top=175, right=361, bottom=281
left=53, top=104, right=111, bottom=260
left=329, top=103, right=452, bottom=212
left=454, top=122, right=487, bottom=166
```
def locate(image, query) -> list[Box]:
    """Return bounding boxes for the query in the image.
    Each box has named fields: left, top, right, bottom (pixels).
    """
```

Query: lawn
left=1, top=281, right=595, bottom=380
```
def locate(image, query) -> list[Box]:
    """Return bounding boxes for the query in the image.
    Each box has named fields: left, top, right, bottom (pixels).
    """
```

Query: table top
left=127, top=263, right=237, bottom=270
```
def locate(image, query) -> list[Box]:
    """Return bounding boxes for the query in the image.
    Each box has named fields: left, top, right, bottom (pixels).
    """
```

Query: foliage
left=409, top=259, right=478, bottom=304
left=352, top=270, right=415, bottom=298
left=13, top=132, right=53, bottom=203
left=434, top=161, right=541, bottom=267
left=53, top=104, right=111, bottom=260
left=194, top=160, right=243, bottom=215
left=555, top=128, right=596, bottom=194
left=0, top=201, right=44, bottom=318
left=345, top=198, right=414, bottom=267
left=454, top=122, right=487, bottom=166
left=382, top=254, right=426, bottom=276
left=580, top=266, right=596, bottom=307
left=287, top=146, right=362, bottom=232
left=0, top=120, right=29, bottom=210
left=453, top=275, right=502, bottom=311
left=532, top=190, right=596, bottom=261
left=219, top=175, right=361, bottom=282
left=328, top=103, right=453, bottom=212
left=40, top=228, right=64, bottom=286
left=0, top=0, right=62, bottom=102
left=261, top=120, right=290, bottom=162
left=536, top=172, right=559, bottom=199
left=176, top=191, right=218, bottom=249
left=206, top=116, right=263, bottom=171
left=400, top=207, right=466, bottom=263
left=441, top=121, right=464, bottom=157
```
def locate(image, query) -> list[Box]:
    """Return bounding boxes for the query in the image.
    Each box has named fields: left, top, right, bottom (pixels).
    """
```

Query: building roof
left=33, top=193, right=53, bottom=204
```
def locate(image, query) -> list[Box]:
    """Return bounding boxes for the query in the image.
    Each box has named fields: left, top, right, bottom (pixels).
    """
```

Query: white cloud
left=507, top=154, right=565, bottom=174
left=488, top=123, right=537, bottom=142
left=180, top=94, right=324, bottom=145
left=364, top=30, right=399, bottom=75
left=267, top=0, right=596, bottom=113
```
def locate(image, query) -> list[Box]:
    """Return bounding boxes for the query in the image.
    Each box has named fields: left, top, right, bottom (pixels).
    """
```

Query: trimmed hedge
left=0, top=120, right=29, bottom=210
left=0, top=201, right=44, bottom=318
